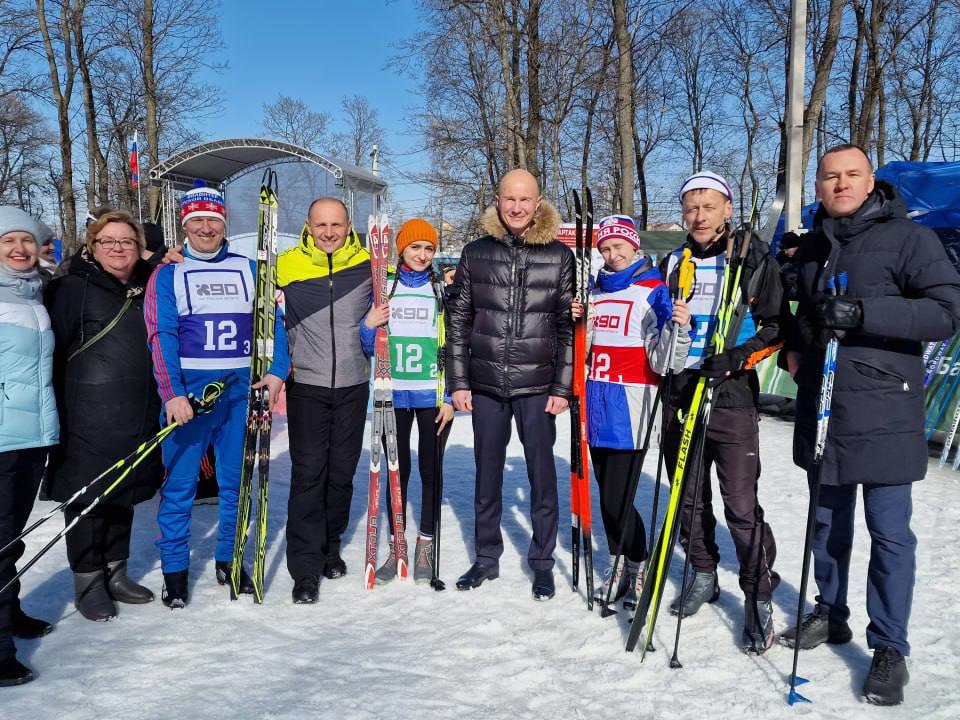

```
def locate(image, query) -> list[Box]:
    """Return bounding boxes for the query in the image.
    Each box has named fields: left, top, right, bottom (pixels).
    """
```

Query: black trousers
left=0, top=447, right=46, bottom=660
left=64, top=504, right=134, bottom=573
left=589, top=447, right=648, bottom=564
left=663, top=405, right=779, bottom=600
left=384, top=407, right=450, bottom=538
left=285, top=381, right=368, bottom=581
left=472, top=392, right=558, bottom=572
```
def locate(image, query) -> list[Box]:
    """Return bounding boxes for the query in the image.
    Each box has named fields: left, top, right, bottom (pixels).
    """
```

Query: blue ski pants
left=157, top=377, right=248, bottom=573
left=811, top=481, right=917, bottom=656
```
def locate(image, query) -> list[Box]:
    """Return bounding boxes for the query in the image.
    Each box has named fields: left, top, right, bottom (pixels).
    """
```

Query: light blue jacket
left=0, top=266, right=59, bottom=452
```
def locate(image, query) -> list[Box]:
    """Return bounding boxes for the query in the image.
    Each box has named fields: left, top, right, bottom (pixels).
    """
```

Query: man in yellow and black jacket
left=278, top=197, right=371, bottom=604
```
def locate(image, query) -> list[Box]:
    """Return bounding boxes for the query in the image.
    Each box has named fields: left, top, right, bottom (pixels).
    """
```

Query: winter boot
left=73, top=569, right=117, bottom=622
left=863, top=646, right=909, bottom=706
left=413, top=536, right=434, bottom=584
left=161, top=570, right=189, bottom=609
left=106, top=560, right=154, bottom=604
left=669, top=570, right=719, bottom=618
left=741, top=596, right=775, bottom=655
left=594, top=556, right=630, bottom=605
left=215, top=560, right=254, bottom=595
left=11, top=607, right=53, bottom=639
left=0, top=656, right=33, bottom=687
left=778, top=602, right=852, bottom=650
left=621, top=561, right=643, bottom=612
left=375, top=541, right=408, bottom=585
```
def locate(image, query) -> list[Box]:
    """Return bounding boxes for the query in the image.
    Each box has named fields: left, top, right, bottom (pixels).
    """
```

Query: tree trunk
left=524, top=0, right=541, bottom=179
left=143, top=0, right=159, bottom=220
left=613, top=0, right=634, bottom=215
left=802, top=0, right=844, bottom=183
left=74, top=10, right=109, bottom=208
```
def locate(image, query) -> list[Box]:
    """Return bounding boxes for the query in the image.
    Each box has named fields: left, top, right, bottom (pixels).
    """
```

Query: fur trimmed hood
left=480, top=199, right=561, bottom=246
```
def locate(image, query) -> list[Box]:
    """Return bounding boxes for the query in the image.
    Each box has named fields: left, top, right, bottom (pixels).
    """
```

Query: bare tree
left=261, top=95, right=332, bottom=152
left=332, top=94, right=385, bottom=167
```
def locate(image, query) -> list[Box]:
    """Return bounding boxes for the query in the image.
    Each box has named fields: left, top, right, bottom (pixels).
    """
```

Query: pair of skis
left=570, top=189, right=595, bottom=609
left=363, top=210, right=409, bottom=590
left=230, top=170, right=279, bottom=603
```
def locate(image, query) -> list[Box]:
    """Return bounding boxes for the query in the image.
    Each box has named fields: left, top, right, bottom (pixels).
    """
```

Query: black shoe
left=669, top=570, right=719, bottom=618
left=215, top=561, right=254, bottom=595
left=456, top=562, right=499, bottom=590
left=863, top=647, right=909, bottom=706
left=323, top=557, right=347, bottom=580
left=74, top=570, right=118, bottom=621
left=0, top=657, right=34, bottom=687
left=779, top=602, right=853, bottom=650
left=532, top=569, right=555, bottom=601
left=106, top=560, right=155, bottom=604
left=161, top=570, right=189, bottom=609
left=742, top=597, right=775, bottom=655
left=12, top=608, right=53, bottom=639
left=292, top=576, right=319, bottom=604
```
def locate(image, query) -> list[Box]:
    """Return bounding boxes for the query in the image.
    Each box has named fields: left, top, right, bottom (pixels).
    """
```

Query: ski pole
left=430, top=428, right=449, bottom=592
left=787, top=272, right=845, bottom=705
left=0, top=377, right=231, bottom=555
left=0, top=378, right=231, bottom=598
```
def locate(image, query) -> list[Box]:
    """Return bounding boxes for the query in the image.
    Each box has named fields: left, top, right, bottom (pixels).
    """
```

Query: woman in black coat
left=44, top=209, right=163, bottom=621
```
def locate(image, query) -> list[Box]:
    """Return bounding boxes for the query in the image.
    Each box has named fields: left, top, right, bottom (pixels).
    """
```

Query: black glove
left=814, top=296, right=862, bottom=330
left=699, top=346, right=750, bottom=378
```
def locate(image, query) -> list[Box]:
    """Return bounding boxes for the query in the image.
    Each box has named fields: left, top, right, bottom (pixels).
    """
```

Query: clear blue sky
left=195, top=0, right=431, bottom=210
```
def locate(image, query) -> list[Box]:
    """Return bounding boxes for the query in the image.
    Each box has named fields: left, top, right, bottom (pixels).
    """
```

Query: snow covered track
left=5, top=415, right=959, bottom=718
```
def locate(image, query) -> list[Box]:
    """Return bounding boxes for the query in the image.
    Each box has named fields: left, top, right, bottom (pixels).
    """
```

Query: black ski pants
left=286, top=381, right=368, bottom=581
left=64, top=503, right=134, bottom=573
left=0, top=446, right=46, bottom=661
left=384, top=407, right=451, bottom=538
left=663, top=405, right=779, bottom=600
left=589, top=446, right=648, bottom=564
left=472, top=392, right=558, bottom=572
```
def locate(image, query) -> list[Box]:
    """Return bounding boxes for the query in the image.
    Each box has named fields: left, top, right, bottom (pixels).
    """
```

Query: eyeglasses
left=94, top=237, right=137, bottom=250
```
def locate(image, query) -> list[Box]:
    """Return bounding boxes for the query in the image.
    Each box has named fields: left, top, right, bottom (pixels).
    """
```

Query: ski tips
left=787, top=675, right=811, bottom=705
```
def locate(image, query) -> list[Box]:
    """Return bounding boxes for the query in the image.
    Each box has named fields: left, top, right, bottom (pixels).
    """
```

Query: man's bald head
left=496, top=169, right=542, bottom=237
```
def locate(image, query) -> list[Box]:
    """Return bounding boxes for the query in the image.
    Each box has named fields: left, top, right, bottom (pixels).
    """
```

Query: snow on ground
left=4, top=412, right=960, bottom=719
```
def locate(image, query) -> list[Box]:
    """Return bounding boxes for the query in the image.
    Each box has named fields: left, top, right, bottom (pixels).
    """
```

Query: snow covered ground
left=5, top=412, right=960, bottom=719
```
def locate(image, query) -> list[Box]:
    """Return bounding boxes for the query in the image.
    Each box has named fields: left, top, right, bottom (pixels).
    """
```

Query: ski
left=570, top=188, right=594, bottom=608
left=231, top=170, right=279, bottom=603
left=364, top=208, right=408, bottom=590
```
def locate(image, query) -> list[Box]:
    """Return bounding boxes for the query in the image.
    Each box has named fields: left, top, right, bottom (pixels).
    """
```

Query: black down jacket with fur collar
left=446, top=200, right=574, bottom=399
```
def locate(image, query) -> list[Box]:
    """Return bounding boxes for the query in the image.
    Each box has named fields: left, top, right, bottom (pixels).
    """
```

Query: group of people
left=0, top=143, right=956, bottom=706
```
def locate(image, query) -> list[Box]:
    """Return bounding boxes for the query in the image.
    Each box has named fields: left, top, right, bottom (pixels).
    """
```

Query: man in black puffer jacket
left=780, top=144, right=960, bottom=706
left=447, top=169, right=574, bottom=600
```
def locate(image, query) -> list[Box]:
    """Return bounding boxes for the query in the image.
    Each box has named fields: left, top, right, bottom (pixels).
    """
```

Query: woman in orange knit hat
left=360, top=218, right=453, bottom=584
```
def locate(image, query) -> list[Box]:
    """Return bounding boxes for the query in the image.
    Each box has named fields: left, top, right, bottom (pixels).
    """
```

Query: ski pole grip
left=677, top=248, right=695, bottom=301
left=837, top=271, right=848, bottom=295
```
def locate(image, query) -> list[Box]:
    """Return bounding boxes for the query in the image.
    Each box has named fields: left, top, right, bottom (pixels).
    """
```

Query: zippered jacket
left=278, top=225, right=371, bottom=388
left=446, top=201, right=574, bottom=399
left=782, top=181, right=960, bottom=485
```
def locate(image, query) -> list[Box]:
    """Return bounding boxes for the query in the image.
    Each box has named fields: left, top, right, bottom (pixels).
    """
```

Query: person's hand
left=672, top=299, right=691, bottom=328
left=435, top=403, right=454, bottom=434
left=571, top=299, right=584, bottom=320
left=699, top=346, right=750, bottom=379
left=452, top=389, right=473, bottom=412
left=443, top=268, right=456, bottom=286
left=159, top=244, right=185, bottom=265
left=786, top=350, right=802, bottom=379
left=252, top=373, right=284, bottom=411
left=814, top=297, right=862, bottom=330
left=545, top=395, right=569, bottom=415
left=363, top=303, right=390, bottom=329
left=165, top=395, right=194, bottom=425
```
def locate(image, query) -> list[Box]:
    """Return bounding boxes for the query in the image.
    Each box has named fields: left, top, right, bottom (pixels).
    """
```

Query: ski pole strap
left=187, top=376, right=234, bottom=415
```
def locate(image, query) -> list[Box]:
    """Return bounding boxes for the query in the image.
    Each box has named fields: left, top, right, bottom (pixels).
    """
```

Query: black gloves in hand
left=699, top=346, right=750, bottom=378
left=814, top=296, right=863, bottom=330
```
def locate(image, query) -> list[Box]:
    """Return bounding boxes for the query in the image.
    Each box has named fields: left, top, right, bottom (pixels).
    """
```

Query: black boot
left=106, top=560, right=154, bottom=604
left=291, top=576, right=320, bottom=604
left=215, top=561, right=254, bottom=595
left=74, top=570, right=118, bottom=622
left=455, top=562, right=499, bottom=591
left=11, top=607, right=53, bottom=639
left=742, top=596, right=775, bottom=655
left=668, top=570, right=719, bottom=618
left=532, top=569, right=555, bottom=601
left=863, top=647, right=909, bottom=706
left=161, top=570, right=189, bottom=609
left=0, top=657, right=34, bottom=687
left=323, top=556, right=347, bottom=580
left=778, top=602, right=852, bottom=650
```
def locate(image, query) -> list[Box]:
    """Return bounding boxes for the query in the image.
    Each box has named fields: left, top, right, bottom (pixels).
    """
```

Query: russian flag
left=130, top=131, right=140, bottom=189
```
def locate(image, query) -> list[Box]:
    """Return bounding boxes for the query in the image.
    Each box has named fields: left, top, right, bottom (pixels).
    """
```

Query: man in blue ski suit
left=145, top=184, right=289, bottom=608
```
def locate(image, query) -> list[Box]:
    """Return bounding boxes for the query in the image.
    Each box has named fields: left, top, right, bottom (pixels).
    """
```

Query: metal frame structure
left=149, top=137, right=387, bottom=247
